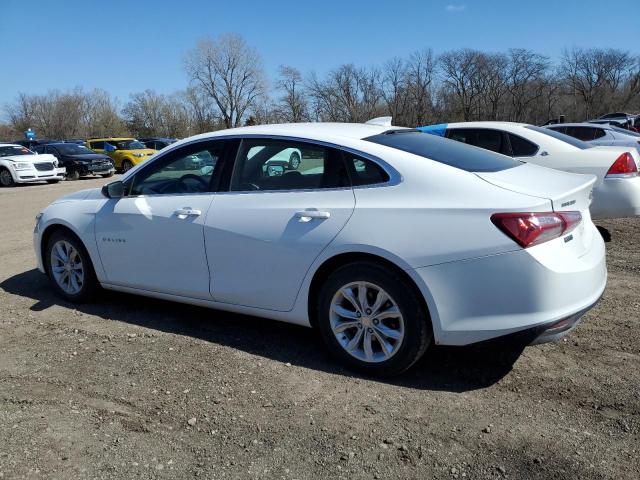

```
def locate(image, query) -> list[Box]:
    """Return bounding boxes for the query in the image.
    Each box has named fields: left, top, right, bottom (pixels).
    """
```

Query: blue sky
left=1, top=0, right=639, bottom=110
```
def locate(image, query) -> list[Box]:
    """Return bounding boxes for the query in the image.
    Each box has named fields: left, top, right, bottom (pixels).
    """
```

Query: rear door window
left=365, top=130, right=520, bottom=172
left=90, top=141, right=105, bottom=149
left=564, top=126, right=598, bottom=141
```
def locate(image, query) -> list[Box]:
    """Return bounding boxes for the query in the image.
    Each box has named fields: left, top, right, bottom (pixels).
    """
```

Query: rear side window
left=343, top=153, right=389, bottom=186
left=447, top=128, right=510, bottom=155
left=564, top=126, right=598, bottom=141
left=507, top=134, right=538, bottom=157
left=365, top=131, right=520, bottom=172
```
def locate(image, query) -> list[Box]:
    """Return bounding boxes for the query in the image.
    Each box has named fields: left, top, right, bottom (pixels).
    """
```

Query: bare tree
left=505, top=49, right=549, bottom=121
left=406, top=49, right=437, bottom=126
left=308, top=64, right=383, bottom=122
left=438, top=49, right=485, bottom=121
left=275, top=65, right=308, bottom=122
left=184, top=33, right=266, bottom=128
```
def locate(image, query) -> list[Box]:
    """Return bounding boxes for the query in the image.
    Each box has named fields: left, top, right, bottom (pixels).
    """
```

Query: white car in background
left=419, top=122, right=640, bottom=219
left=34, top=123, right=605, bottom=376
left=0, top=144, right=66, bottom=187
left=545, top=122, right=640, bottom=154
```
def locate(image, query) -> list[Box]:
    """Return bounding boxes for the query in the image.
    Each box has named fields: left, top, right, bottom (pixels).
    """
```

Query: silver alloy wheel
left=289, top=152, right=300, bottom=169
left=329, top=281, right=405, bottom=363
left=0, top=169, right=13, bottom=186
left=50, top=240, right=84, bottom=295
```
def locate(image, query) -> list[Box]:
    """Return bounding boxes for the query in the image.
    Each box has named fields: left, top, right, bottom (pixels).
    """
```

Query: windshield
left=106, top=140, right=146, bottom=150
left=0, top=145, right=33, bottom=157
left=56, top=144, right=96, bottom=155
left=529, top=126, right=592, bottom=150
left=365, top=130, right=520, bottom=172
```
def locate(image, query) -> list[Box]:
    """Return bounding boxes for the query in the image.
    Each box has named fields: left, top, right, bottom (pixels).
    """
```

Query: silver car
left=546, top=122, right=640, bottom=155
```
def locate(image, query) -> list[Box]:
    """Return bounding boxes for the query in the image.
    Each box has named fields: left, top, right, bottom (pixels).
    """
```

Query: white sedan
left=33, top=123, right=606, bottom=375
left=546, top=122, right=640, bottom=154
left=0, top=144, right=66, bottom=187
left=419, top=122, right=640, bottom=219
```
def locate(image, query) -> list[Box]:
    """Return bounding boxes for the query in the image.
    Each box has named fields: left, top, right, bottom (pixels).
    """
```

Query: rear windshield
left=610, top=126, right=640, bottom=137
left=531, top=126, right=592, bottom=149
left=365, top=130, right=520, bottom=172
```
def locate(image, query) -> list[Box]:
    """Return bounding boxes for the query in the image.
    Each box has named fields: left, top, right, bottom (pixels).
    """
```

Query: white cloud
left=445, top=4, right=466, bottom=12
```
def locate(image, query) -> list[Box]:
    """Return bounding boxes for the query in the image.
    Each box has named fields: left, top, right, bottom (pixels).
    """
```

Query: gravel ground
left=0, top=177, right=638, bottom=480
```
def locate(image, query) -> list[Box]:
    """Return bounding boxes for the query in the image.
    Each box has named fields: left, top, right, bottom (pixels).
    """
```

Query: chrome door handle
left=294, top=210, right=331, bottom=222
left=174, top=207, right=201, bottom=219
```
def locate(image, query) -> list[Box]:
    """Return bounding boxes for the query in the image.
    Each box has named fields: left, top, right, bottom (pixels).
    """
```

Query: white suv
left=0, top=144, right=66, bottom=187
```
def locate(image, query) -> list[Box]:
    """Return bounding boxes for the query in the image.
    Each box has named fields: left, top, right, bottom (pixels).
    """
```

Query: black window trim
left=218, top=134, right=400, bottom=194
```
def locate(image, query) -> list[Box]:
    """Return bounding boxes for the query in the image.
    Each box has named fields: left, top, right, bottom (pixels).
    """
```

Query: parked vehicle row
left=0, top=143, right=66, bottom=187
left=418, top=121, right=640, bottom=220
left=33, top=143, right=115, bottom=180
left=34, top=121, right=606, bottom=376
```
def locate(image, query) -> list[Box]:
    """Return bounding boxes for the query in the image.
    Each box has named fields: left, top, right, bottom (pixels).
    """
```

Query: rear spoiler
left=365, top=117, right=392, bottom=127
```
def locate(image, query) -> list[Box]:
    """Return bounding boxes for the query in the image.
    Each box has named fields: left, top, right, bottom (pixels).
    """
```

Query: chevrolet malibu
left=33, top=123, right=607, bottom=375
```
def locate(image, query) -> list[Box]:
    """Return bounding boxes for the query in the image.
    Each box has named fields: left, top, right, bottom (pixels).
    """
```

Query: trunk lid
left=475, top=163, right=596, bottom=213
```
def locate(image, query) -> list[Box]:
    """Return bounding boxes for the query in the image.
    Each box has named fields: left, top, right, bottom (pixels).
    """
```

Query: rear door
left=205, top=138, right=355, bottom=311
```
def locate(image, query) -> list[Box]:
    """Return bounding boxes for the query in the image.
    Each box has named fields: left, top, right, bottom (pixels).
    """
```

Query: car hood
left=52, top=187, right=104, bottom=204
left=1, top=153, right=57, bottom=163
left=63, top=153, right=111, bottom=162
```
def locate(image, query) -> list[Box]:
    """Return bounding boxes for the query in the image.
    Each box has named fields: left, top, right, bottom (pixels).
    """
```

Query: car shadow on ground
left=1, top=269, right=531, bottom=393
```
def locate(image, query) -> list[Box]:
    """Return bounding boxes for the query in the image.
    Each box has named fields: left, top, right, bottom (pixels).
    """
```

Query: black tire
left=121, top=160, right=133, bottom=173
left=316, top=261, right=432, bottom=376
left=67, top=169, right=80, bottom=181
left=289, top=152, right=301, bottom=170
left=0, top=167, right=15, bottom=187
left=45, top=229, right=100, bottom=303
left=46, top=179, right=61, bottom=184
left=101, top=171, right=114, bottom=178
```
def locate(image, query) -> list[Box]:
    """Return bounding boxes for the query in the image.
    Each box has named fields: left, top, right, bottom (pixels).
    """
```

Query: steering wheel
left=178, top=174, right=209, bottom=192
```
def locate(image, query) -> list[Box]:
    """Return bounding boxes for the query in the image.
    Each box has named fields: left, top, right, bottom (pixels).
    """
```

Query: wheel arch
left=306, top=251, right=433, bottom=332
left=40, top=223, right=98, bottom=277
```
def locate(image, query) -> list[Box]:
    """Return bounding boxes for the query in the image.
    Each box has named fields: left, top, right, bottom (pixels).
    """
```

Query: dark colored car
left=33, top=143, right=115, bottom=180
left=139, top=137, right=177, bottom=150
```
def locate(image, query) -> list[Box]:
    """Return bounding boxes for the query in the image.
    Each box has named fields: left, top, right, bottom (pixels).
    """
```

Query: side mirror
left=102, top=181, right=124, bottom=199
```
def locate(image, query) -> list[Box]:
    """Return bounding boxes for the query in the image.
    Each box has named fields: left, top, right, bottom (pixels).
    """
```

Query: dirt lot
left=0, top=177, right=638, bottom=480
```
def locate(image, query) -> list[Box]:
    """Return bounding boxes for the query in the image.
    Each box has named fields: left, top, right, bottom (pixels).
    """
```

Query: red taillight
left=606, top=152, right=638, bottom=178
left=491, top=211, right=582, bottom=248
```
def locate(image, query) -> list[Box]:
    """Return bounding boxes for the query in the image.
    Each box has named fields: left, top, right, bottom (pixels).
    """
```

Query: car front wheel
left=316, top=261, right=432, bottom=376
left=0, top=168, right=15, bottom=187
left=46, top=230, right=99, bottom=302
left=289, top=152, right=301, bottom=170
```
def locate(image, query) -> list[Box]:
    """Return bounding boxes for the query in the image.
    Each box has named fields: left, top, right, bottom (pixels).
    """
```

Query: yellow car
left=86, top=138, right=157, bottom=172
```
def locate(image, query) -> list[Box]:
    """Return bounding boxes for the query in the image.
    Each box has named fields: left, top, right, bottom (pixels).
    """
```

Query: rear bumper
left=591, top=177, right=640, bottom=219
left=412, top=224, right=607, bottom=346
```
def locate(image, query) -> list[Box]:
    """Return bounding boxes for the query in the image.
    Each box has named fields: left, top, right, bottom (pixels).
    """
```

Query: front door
left=205, top=138, right=355, bottom=311
left=95, top=140, right=229, bottom=299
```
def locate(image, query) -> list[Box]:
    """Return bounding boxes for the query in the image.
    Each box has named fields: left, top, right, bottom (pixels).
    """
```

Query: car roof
left=182, top=123, right=400, bottom=145
left=444, top=121, right=530, bottom=129
left=0, top=143, right=22, bottom=147
left=89, top=137, right=135, bottom=141
left=547, top=123, right=612, bottom=129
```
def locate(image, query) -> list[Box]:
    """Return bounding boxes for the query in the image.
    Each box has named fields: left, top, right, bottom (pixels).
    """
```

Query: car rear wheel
left=121, top=160, right=133, bottom=173
left=289, top=152, right=301, bottom=170
left=0, top=168, right=15, bottom=187
left=46, top=229, right=99, bottom=302
left=316, top=261, right=432, bottom=376
left=67, top=169, right=80, bottom=181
